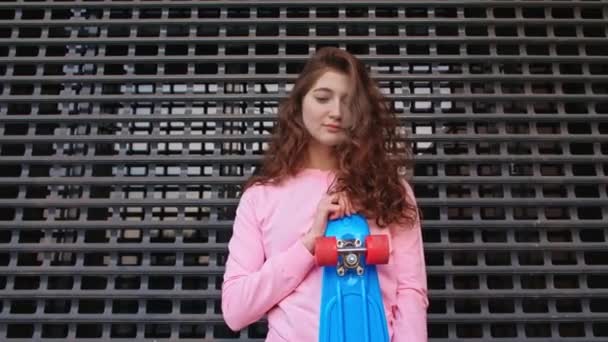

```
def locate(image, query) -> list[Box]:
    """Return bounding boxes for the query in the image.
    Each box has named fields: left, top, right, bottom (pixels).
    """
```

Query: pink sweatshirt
left=221, top=168, right=429, bottom=341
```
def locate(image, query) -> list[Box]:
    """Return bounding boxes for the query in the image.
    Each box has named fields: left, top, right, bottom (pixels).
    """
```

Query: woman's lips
left=324, top=124, right=342, bottom=132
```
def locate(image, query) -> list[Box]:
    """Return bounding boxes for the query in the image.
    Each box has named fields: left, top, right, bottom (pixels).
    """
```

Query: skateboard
left=315, top=213, right=390, bottom=342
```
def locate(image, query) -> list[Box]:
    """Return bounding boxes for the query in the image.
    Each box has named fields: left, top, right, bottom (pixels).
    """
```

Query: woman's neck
left=306, top=143, right=337, bottom=171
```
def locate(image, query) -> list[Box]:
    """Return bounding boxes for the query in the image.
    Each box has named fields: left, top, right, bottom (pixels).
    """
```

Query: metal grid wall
left=0, top=0, right=607, bottom=341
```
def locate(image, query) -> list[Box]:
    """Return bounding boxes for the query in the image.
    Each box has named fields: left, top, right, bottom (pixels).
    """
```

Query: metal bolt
left=356, top=266, right=364, bottom=275
left=345, top=253, right=357, bottom=266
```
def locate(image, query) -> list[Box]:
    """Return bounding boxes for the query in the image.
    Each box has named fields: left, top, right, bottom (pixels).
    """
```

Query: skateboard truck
left=315, top=235, right=390, bottom=276
left=336, top=238, right=365, bottom=276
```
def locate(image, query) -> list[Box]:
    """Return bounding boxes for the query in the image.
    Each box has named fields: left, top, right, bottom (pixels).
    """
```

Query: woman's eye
left=315, top=97, right=329, bottom=103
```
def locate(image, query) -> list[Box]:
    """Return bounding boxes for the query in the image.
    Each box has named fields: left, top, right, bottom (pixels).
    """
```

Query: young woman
left=221, top=47, right=428, bottom=341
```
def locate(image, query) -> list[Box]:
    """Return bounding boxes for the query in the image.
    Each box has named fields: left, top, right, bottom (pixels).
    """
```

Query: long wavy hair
left=243, top=47, right=417, bottom=228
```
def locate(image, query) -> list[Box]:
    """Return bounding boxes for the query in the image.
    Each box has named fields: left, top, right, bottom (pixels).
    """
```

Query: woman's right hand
left=301, top=191, right=356, bottom=254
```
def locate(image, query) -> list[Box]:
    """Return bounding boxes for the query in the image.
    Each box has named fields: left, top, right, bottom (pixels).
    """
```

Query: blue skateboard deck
left=318, top=214, right=389, bottom=342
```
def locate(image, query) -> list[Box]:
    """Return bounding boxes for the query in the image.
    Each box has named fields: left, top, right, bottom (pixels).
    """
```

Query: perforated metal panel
left=0, top=1, right=607, bottom=341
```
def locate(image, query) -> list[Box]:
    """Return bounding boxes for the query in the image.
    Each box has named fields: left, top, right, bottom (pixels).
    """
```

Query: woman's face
left=301, top=70, right=352, bottom=148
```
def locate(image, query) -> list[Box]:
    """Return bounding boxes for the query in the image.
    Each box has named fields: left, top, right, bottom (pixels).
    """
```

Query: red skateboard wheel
left=365, top=235, right=390, bottom=264
left=315, top=236, right=338, bottom=266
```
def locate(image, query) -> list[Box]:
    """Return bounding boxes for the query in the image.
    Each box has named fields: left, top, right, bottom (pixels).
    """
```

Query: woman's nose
left=328, top=102, right=343, bottom=120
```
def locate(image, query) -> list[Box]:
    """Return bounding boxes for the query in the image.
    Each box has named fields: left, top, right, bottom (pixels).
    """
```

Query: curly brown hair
left=243, top=47, right=417, bottom=229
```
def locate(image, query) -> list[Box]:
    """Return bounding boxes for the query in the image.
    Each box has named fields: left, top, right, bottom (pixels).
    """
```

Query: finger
left=345, top=196, right=351, bottom=216
left=342, top=194, right=352, bottom=216
left=329, top=193, right=340, bottom=205
left=334, top=195, right=343, bottom=219
left=327, top=204, right=341, bottom=220
left=342, top=194, right=350, bottom=216
left=346, top=198, right=353, bottom=216
left=339, top=194, right=347, bottom=218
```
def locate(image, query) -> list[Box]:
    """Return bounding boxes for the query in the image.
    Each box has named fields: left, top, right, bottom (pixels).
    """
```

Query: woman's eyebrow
left=312, top=87, right=347, bottom=97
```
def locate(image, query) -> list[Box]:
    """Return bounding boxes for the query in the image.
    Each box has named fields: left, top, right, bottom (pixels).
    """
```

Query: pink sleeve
left=221, top=186, right=316, bottom=331
left=392, top=181, right=429, bottom=342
